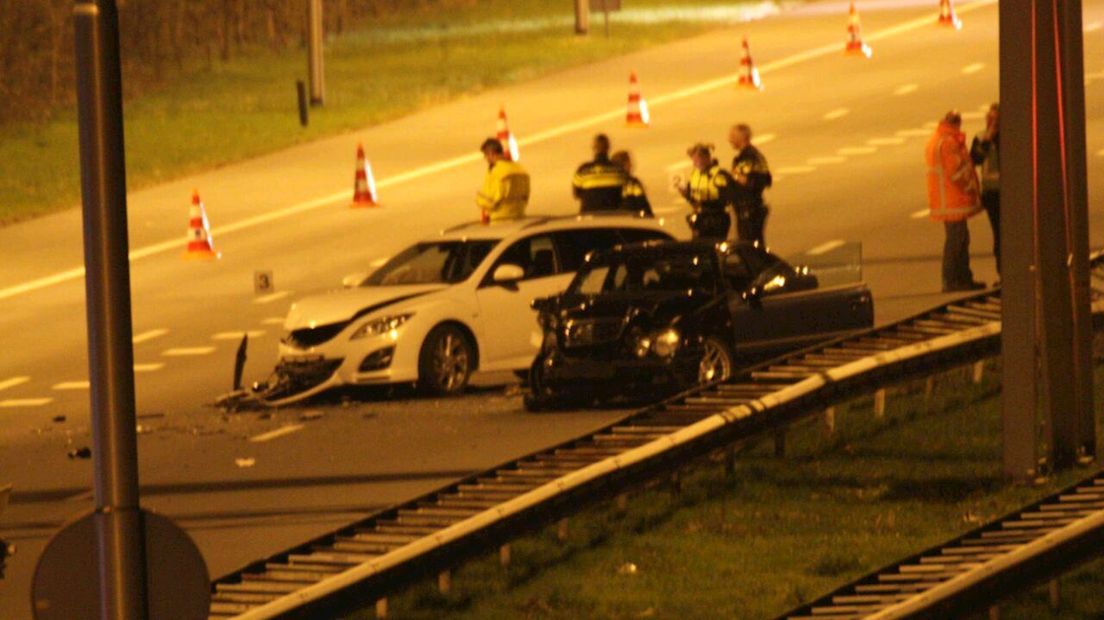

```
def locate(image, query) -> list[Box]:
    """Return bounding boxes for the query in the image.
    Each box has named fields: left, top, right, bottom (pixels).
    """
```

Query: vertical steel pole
left=307, top=0, right=325, bottom=106
left=72, top=2, right=147, bottom=618
left=574, top=0, right=590, bottom=35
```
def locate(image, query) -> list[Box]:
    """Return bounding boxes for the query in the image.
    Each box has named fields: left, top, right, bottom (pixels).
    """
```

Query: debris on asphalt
left=235, top=457, right=256, bottom=468
left=362, top=412, right=378, bottom=420
left=67, top=447, right=92, bottom=459
left=299, top=410, right=324, bottom=421
left=51, top=415, right=66, bottom=423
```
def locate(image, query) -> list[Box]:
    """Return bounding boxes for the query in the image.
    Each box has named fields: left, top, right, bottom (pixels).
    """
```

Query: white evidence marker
left=162, top=347, right=217, bottom=357
left=0, top=398, right=53, bottom=408
left=249, top=424, right=306, bottom=443
left=212, top=330, right=266, bottom=341
left=52, top=381, right=90, bottom=391
left=837, top=146, right=877, bottom=156
left=961, top=62, right=985, bottom=75
left=0, top=376, right=30, bottom=392
left=132, top=328, right=169, bottom=344
left=133, top=363, right=165, bottom=373
left=807, top=156, right=846, bottom=165
left=807, top=240, right=846, bottom=256
left=254, top=291, right=290, bottom=305
left=911, top=209, right=930, bottom=219
left=867, top=137, right=906, bottom=146
left=893, top=84, right=918, bottom=96
left=823, top=108, right=850, bottom=121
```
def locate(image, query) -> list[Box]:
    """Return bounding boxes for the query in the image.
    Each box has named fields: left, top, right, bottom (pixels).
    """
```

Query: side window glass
left=489, top=235, right=557, bottom=282
left=754, top=263, right=797, bottom=296
left=554, top=229, right=623, bottom=273
left=618, top=228, right=672, bottom=244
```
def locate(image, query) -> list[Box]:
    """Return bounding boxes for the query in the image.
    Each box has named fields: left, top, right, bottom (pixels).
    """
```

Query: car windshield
left=569, top=250, right=718, bottom=295
left=365, top=240, right=499, bottom=286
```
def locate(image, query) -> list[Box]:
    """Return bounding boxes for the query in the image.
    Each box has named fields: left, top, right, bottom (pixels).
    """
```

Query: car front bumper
left=539, top=348, right=701, bottom=396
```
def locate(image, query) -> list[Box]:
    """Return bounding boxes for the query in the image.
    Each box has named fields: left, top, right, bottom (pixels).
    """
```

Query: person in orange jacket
left=926, top=110, right=984, bottom=292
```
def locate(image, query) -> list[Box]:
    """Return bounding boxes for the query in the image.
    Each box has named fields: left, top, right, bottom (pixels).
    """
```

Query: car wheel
left=418, top=325, right=474, bottom=396
left=697, top=337, right=734, bottom=386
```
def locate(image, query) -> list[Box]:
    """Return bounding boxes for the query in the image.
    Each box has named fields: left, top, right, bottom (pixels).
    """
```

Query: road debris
left=67, top=447, right=92, bottom=459
left=235, top=457, right=256, bottom=468
left=51, top=415, right=66, bottom=423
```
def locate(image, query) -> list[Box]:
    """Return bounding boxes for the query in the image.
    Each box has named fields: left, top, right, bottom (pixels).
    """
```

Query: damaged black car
left=524, top=240, right=874, bottom=410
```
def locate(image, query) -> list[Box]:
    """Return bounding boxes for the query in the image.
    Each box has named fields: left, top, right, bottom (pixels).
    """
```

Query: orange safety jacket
left=925, top=122, right=981, bottom=222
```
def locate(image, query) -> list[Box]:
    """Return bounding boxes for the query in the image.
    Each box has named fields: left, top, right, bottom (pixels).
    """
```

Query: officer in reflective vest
left=476, top=138, right=530, bottom=222
left=728, top=123, right=773, bottom=246
left=676, top=143, right=736, bottom=240
left=970, top=102, right=1000, bottom=279
left=610, top=150, right=652, bottom=217
left=573, top=133, right=628, bottom=213
left=925, top=111, right=983, bottom=292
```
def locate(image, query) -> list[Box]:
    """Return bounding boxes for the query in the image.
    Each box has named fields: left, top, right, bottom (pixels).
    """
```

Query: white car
left=270, top=215, right=674, bottom=402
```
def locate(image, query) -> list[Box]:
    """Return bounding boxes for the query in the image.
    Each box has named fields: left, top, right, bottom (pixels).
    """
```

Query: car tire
left=417, top=324, right=474, bottom=396
left=697, top=337, right=734, bottom=386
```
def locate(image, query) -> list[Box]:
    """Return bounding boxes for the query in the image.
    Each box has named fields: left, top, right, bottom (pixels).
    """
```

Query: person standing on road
left=728, top=123, right=773, bottom=246
left=676, top=143, right=736, bottom=241
left=611, top=150, right=653, bottom=217
left=573, top=133, right=627, bottom=213
left=926, top=111, right=984, bottom=292
left=477, top=137, right=530, bottom=222
left=970, top=102, right=1001, bottom=281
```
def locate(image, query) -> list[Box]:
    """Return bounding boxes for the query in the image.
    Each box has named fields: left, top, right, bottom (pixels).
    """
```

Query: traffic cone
left=625, top=71, right=650, bottom=128
left=184, top=189, right=219, bottom=260
left=937, top=0, right=962, bottom=29
left=844, top=1, right=872, bottom=58
left=737, top=36, right=762, bottom=91
left=496, top=107, right=520, bottom=162
left=350, top=144, right=379, bottom=208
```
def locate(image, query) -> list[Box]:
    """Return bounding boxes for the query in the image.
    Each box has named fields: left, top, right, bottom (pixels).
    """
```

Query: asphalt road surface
left=3, top=0, right=1104, bottom=616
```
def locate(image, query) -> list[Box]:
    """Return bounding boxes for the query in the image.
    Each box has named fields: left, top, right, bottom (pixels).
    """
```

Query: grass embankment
left=340, top=366, right=1104, bottom=619
left=0, top=0, right=770, bottom=224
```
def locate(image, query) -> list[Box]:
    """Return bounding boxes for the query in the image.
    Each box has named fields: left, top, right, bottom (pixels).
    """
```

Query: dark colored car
left=525, top=240, right=874, bottom=409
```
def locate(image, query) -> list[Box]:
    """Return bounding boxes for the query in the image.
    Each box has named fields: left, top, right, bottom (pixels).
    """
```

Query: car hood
left=557, top=292, right=713, bottom=328
left=285, top=284, right=447, bottom=329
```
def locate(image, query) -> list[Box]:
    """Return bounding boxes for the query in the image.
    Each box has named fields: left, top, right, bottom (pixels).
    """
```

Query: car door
left=475, top=234, right=573, bottom=370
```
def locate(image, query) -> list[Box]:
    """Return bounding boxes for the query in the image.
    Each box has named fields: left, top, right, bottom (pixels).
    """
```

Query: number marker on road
left=52, top=381, right=90, bottom=391
left=807, top=240, right=846, bottom=256
left=823, top=108, right=850, bottom=121
left=254, top=291, right=290, bottom=305
left=0, top=376, right=30, bottom=392
left=213, top=330, right=266, bottom=341
left=132, top=328, right=169, bottom=344
left=893, top=83, right=918, bottom=96
left=0, top=398, right=53, bottom=408
left=162, top=347, right=217, bottom=357
left=249, top=424, right=306, bottom=443
left=961, top=62, right=985, bottom=75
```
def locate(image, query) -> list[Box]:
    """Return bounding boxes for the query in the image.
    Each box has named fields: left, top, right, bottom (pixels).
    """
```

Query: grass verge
left=0, top=0, right=772, bottom=225
left=338, top=364, right=1104, bottom=619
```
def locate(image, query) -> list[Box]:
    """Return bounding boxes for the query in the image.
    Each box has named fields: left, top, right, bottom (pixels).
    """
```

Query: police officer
left=476, top=137, right=530, bottom=222
left=573, top=133, right=627, bottom=213
left=676, top=143, right=736, bottom=240
left=610, top=150, right=652, bottom=217
left=728, top=123, right=773, bottom=246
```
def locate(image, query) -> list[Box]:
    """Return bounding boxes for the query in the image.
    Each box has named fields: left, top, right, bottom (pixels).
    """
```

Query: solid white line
left=776, top=166, right=816, bottom=174
left=893, top=83, right=918, bottom=96
left=53, top=381, right=90, bottom=390
left=254, top=291, right=290, bottom=305
left=0, top=377, right=30, bottom=392
left=837, top=146, right=877, bottom=156
left=213, top=330, right=266, bottom=341
left=0, top=398, right=53, bottom=408
left=823, top=108, right=850, bottom=121
left=867, top=137, right=906, bottom=146
left=910, top=209, right=930, bottom=219
left=249, top=424, right=306, bottom=443
left=132, top=328, right=169, bottom=344
left=896, top=128, right=932, bottom=138
left=807, top=239, right=846, bottom=256
left=261, top=317, right=286, bottom=326
left=0, top=0, right=999, bottom=304
left=962, top=62, right=985, bottom=75
left=133, top=363, right=165, bottom=373
left=807, top=156, right=846, bottom=165
left=162, top=347, right=216, bottom=357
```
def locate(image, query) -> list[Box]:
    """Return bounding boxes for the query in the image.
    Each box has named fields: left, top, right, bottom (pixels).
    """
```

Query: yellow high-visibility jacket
left=476, top=160, right=530, bottom=221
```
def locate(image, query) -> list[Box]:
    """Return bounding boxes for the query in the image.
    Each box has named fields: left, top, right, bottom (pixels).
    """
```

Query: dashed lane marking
left=1085, top=21, right=1101, bottom=33
left=249, top=424, right=306, bottom=443
left=261, top=317, right=286, bottom=326
left=754, top=133, right=777, bottom=146
left=0, top=0, right=999, bottom=304
left=867, top=137, right=906, bottom=146
left=911, top=209, right=930, bottom=219
left=896, top=128, right=932, bottom=138
left=0, top=398, right=53, bottom=408
left=133, top=363, right=165, bottom=373
left=807, top=240, right=846, bottom=256
left=162, top=347, right=216, bottom=357
left=664, top=159, right=690, bottom=172
left=823, top=108, right=850, bottom=121
left=254, top=291, right=290, bottom=305
left=961, top=110, right=986, bottom=120
left=776, top=166, right=816, bottom=175
left=132, top=328, right=169, bottom=344
left=807, top=156, right=846, bottom=165
left=837, top=146, right=877, bottom=156
left=0, top=376, right=30, bottom=392
left=213, top=330, right=266, bottom=341
left=52, top=381, right=90, bottom=391
left=962, top=62, right=985, bottom=74
left=893, top=83, right=918, bottom=96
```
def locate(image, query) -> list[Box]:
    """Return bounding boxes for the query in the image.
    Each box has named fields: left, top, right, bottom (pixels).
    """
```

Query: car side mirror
left=493, top=263, right=525, bottom=285
left=342, top=272, right=369, bottom=288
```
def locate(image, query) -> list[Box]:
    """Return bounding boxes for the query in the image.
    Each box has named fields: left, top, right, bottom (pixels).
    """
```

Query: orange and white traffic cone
left=625, top=71, right=650, bottom=128
left=937, top=0, right=962, bottom=29
left=496, top=106, right=520, bottom=162
left=350, top=144, right=379, bottom=208
left=844, top=1, right=872, bottom=58
left=184, top=189, right=219, bottom=260
left=737, top=36, right=762, bottom=91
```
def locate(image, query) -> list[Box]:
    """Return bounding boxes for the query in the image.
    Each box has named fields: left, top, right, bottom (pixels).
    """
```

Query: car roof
left=433, top=213, right=668, bottom=242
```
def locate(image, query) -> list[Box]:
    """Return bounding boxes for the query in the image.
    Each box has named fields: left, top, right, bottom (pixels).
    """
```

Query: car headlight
left=350, top=313, right=413, bottom=340
left=651, top=328, right=681, bottom=358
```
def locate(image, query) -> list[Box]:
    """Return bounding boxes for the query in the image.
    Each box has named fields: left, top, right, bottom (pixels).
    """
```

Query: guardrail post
left=437, top=569, right=451, bottom=595
left=772, top=431, right=786, bottom=458
left=873, top=389, right=887, bottom=419
left=615, top=493, right=629, bottom=513
left=670, top=471, right=682, bottom=497
left=972, top=361, right=985, bottom=384
left=499, top=543, right=511, bottom=568
left=556, top=518, right=569, bottom=542
left=822, top=407, right=836, bottom=436
left=988, top=604, right=1000, bottom=620
left=375, top=597, right=388, bottom=619
left=924, top=376, right=935, bottom=403
left=1048, top=578, right=1061, bottom=609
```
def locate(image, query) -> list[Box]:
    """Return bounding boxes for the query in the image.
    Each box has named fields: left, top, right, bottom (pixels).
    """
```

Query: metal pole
left=307, top=0, right=324, bottom=106
left=574, top=0, right=589, bottom=35
left=72, top=1, right=148, bottom=619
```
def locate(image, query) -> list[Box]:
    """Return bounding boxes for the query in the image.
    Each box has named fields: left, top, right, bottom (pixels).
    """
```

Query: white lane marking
left=776, top=166, right=816, bottom=174
left=807, top=156, right=846, bottom=165
left=0, top=398, right=53, bottom=408
left=772, top=175, right=785, bottom=183
left=896, top=128, right=932, bottom=137
left=133, top=363, right=165, bottom=373
left=923, top=120, right=938, bottom=129
left=132, top=328, right=169, bottom=344
left=213, top=330, right=266, bottom=341
left=911, top=209, right=930, bottom=219
left=962, top=62, right=985, bottom=75
left=754, top=133, right=777, bottom=146
left=664, top=159, right=690, bottom=172
left=53, top=381, right=90, bottom=390
left=0, top=0, right=999, bottom=304
left=807, top=239, right=846, bottom=256
left=261, top=317, right=286, bottom=326
left=961, top=110, right=986, bottom=120
left=254, top=291, right=290, bottom=305
left=867, top=137, right=906, bottom=146
left=894, top=83, right=918, bottom=96
left=0, top=376, right=30, bottom=392
left=162, top=347, right=216, bottom=357
left=837, top=146, right=877, bottom=156
left=249, top=424, right=306, bottom=443
left=823, top=108, right=850, bottom=121
left=1084, top=21, right=1101, bottom=33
